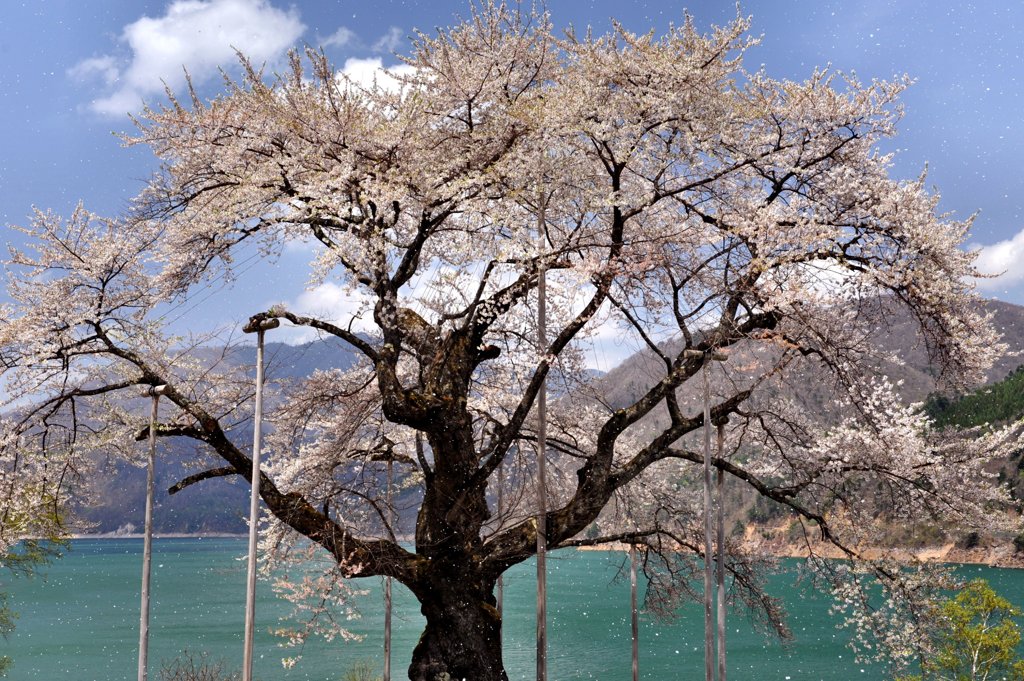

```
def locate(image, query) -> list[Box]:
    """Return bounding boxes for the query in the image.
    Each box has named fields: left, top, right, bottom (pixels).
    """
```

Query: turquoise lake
left=2, top=538, right=1021, bottom=680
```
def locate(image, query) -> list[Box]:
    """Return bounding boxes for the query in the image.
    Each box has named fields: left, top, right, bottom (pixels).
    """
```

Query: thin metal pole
left=536, top=205, right=548, bottom=681
left=384, top=458, right=393, bottom=681
left=716, top=421, right=727, bottom=681
left=496, top=460, right=504, bottom=620
left=630, top=543, right=639, bottom=681
left=702, top=362, right=714, bottom=681
left=242, top=318, right=277, bottom=681
left=138, top=384, right=166, bottom=681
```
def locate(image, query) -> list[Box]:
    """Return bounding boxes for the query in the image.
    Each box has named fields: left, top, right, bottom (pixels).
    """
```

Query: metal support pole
left=242, top=317, right=278, bottom=681
left=683, top=348, right=727, bottom=681
left=701, top=362, right=714, bottom=681
left=138, top=384, right=166, bottom=681
left=536, top=206, right=548, bottom=681
left=716, top=421, right=727, bottom=681
left=496, top=460, right=504, bottom=620
left=630, top=543, right=639, bottom=681
left=384, top=458, right=393, bottom=681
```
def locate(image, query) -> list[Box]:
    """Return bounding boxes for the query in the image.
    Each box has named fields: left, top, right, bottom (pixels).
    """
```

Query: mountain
left=75, top=300, right=1024, bottom=536
left=868, top=298, right=1024, bottom=399
left=923, top=363, right=1024, bottom=501
left=191, top=336, right=362, bottom=380
left=597, top=299, right=1024, bottom=412
left=926, top=364, right=1024, bottom=429
left=561, top=300, right=1024, bottom=564
left=76, top=338, right=361, bottom=535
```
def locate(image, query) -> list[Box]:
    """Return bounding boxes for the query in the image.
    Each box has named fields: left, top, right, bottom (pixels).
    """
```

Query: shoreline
left=70, top=532, right=246, bottom=540
left=578, top=539, right=1024, bottom=569
left=68, top=534, right=1024, bottom=569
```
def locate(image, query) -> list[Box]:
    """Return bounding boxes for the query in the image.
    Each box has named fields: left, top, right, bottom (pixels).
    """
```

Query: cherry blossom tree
left=2, top=4, right=1020, bottom=679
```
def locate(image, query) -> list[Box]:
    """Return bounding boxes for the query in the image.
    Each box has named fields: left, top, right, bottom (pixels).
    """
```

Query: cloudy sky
left=2, top=0, right=1023, bottom=358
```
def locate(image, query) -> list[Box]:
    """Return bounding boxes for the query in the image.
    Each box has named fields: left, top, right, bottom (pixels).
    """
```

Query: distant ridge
left=76, top=300, right=1024, bottom=535
left=77, top=338, right=361, bottom=534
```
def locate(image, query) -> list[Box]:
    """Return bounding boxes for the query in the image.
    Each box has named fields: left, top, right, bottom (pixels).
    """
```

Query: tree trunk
left=408, top=568, right=506, bottom=681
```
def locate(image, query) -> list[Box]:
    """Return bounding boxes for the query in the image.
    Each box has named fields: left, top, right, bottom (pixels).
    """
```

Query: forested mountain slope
left=77, top=301, right=1024, bottom=536
left=76, top=339, right=360, bottom=534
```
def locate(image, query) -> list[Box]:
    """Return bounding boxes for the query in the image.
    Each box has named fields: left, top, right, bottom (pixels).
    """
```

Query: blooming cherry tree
left=1, top=4, right=1019, bottom=679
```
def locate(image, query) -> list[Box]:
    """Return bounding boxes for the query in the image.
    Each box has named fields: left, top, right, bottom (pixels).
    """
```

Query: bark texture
left=409, top=569, right=505, bottom=681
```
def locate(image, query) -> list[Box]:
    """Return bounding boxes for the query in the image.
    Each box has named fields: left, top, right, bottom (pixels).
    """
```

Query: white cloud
left=582, top=315, right=645, bottom=372
left=338, top=57, right=416, bottom=94
left=68, top=56, right=121, bottom=87
left=274, top=282, right=377, bottom=345
left=372, top=26, right=404, bottom=54
left=796, top=258, right=858, bottom=298
left=70, top=0, right=305, bottom=116
left=320, top=26, right=357, bottom=49
left=971, top=228, right=1024, bottom=290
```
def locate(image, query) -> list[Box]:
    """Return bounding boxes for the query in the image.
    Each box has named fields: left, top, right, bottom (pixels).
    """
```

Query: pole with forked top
left=370, top=440, right=413, bottom=681
left=241, top=316, right=279, bottom=681
left=138, top=384, right=167, bottom=681
left=683, top=347, right=728, bottom=681
left=536, top=204, right=549, bottom=681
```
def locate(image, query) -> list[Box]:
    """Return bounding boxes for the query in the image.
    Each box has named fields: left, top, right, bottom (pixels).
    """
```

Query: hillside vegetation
left=76, top=303, right=1024, bottom=538
left=926, top=364, right=1024, bottom=429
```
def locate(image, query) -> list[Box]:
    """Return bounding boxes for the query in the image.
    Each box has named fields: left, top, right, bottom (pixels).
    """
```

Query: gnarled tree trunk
left=408, top=566, right=505, bottom=681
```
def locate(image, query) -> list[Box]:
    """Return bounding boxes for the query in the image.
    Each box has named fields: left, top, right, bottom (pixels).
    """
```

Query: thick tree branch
left=168, top=466, right=237, bottom=495
left=89, top=321, right=421, bottom=582
left=248, top=309, right=379, bottom=362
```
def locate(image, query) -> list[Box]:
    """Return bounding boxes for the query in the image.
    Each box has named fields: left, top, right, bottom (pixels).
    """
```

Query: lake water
left=2, top=538, right=1021, bottom=680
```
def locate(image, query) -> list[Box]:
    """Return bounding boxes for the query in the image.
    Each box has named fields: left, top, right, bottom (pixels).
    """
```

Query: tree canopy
left=901, top=579, right=1024, bottom=681
left=1, top=4, right=1020, bottom=679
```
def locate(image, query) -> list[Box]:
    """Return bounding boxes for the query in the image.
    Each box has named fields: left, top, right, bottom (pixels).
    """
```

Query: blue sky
left=2, top=0, right=1023, bottom=355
